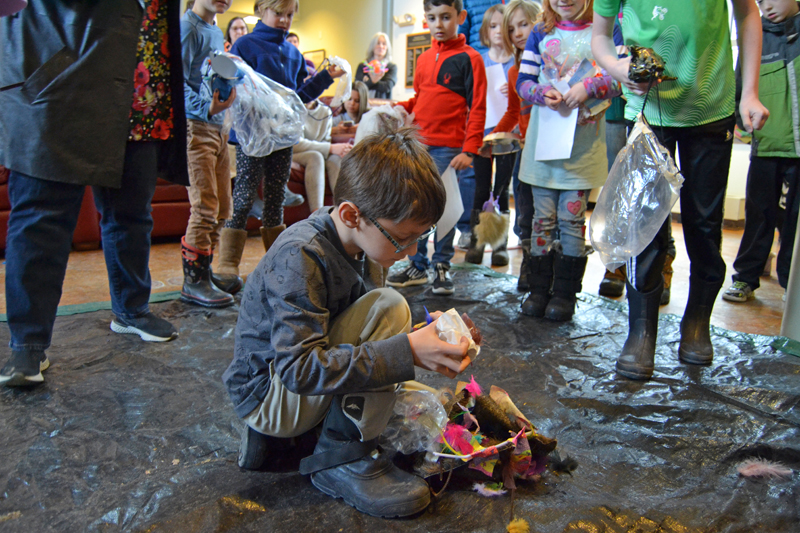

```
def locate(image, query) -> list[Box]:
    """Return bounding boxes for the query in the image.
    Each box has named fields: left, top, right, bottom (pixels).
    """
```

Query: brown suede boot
left=660, top=254, right=675, bottom=305
left=216, top=227, right=248, bottom=277
left=599, top=265, right=626, bottom=298
left=260, top=225, right=286, bottom=253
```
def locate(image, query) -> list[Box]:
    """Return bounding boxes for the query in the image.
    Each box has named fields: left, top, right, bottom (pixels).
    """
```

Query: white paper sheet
left=436, top=166, right=463, bottom=241
left=484, top=63, right=508, bottom=130
left=534, top=79, right=578, bottom=161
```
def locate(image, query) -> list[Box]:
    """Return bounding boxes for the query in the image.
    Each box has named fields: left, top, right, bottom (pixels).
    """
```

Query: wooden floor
left=0, top=212, right=788, bottom=337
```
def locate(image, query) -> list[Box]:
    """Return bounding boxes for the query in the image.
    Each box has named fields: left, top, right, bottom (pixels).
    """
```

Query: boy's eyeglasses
left=364, top=213, right=436, bottom=254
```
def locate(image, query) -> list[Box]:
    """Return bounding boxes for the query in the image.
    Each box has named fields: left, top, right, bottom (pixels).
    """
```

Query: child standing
left=214, top=0, right=345, bottom=280
left=223, top=129, right=472, bottom=517
left=491, top=0, right=541, bottom=290
left=386, top=0, right=487, bottom=296
left=723, top=0, right=799, bottom=304
left=466, top=3, right=516, bottom=267
left=181, top=0, right=241, bottom=308
left=517, top=0, right=623, bottom=321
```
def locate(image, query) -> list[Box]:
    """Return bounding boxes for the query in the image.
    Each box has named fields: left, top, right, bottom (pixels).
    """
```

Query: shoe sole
left=179, top=293, right=234, bottom=309
left=431, top=286, right=454, bottom=295
left=0, top=359, right=50, bottom=387
left=722, top=293, right=753, bottom=303
left=678, top=348, right=713, bottom=365
left=311, top=472, right=430, bottom=518
left=386, top=277, right=429, bottom=288
left=110, top=321, right=178, bottom=342
left=616, top=361, right=653, bottom=380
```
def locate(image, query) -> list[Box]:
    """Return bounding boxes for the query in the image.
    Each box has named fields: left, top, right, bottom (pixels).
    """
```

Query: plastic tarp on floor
left=1, top=266, right=798, bottom=532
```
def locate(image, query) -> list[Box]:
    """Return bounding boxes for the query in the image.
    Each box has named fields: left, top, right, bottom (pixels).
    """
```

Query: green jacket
left=750, top=12, right=800, bottom=158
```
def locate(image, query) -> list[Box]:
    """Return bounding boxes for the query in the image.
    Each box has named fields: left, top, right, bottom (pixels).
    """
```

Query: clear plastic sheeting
left=326, top=56, right=352, bottom=109
left=590, top=116, right=683, bottom=271
left=222, top=52, right=307, bottom=157
left=0, top=267, right=798, bottom=532
left=381, top=389, right=448, bottom=455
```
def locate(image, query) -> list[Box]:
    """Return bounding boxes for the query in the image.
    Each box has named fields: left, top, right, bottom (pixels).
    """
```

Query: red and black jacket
left=399, top=34, right=487, bottom=154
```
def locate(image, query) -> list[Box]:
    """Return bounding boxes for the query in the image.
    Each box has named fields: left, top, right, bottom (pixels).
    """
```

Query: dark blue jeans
left=511, top=152, right=533, bottom=241
left=5, top=141, right=160, bottom=351
left=409, top=146, right=462, bottom=271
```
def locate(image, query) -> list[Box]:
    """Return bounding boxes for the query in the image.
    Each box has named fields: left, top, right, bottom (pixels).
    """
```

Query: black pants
left=732, top=156, right=799, bottom=289
left=626, top=115, right=736, bottom=292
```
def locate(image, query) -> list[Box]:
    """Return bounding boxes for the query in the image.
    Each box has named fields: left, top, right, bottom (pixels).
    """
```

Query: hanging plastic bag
left=326, top=56, right=352, bottom=108
left=381, top=389, right=448, bottom=455
left=220, top=52, right=307, bottom=158
left=589, top=115, right=684, bottom=271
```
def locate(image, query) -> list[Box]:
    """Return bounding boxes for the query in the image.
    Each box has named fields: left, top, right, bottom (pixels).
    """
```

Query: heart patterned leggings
left=530, top=186, right=590, bottom=257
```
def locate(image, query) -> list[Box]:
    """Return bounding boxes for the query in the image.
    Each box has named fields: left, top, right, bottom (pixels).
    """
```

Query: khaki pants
left=185, top=119, right=232, bottom=251
left=243, top=288, right=415, bottom=438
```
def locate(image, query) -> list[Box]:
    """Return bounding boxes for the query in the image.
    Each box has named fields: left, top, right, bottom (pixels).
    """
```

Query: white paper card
left=534, top=103, right=578, bottom=161
left=436, top=166, right=463, bottom=241
left=484, top=63, right=508, bottom=130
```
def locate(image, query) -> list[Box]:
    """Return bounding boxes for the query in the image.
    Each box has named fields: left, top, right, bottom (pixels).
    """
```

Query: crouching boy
left=222, top=128, right=472, bottom=518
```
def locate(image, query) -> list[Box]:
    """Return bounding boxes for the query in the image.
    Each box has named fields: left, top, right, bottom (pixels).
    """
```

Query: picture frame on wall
left=405, top=32, right=432, bottom=88
left=303, top=49, right=326, bottom=71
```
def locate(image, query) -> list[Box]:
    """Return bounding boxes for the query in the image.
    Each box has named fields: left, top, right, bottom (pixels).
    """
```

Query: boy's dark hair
left=334, top=128, right=446, bottom=227
left=423, top=0, right=463, bottom=13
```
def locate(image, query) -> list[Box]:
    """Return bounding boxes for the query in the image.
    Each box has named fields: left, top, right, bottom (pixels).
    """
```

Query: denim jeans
left=456, top=167, right=475, bottom=236
left=530, top=186, right=590, bottom=257
left=408, top=146, right=461, bottom=270
left=5, top=142, right=161, bottom=351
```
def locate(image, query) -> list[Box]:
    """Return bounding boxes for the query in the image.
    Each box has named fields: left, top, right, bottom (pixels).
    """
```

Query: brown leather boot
left=260, top=224, right=286, bottom=253
left=660, top=254, right=675, bottom=305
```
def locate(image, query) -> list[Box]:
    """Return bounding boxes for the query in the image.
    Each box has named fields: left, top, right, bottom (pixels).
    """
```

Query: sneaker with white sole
left=111, top=312, right=178, bottom=342
left=722, top=281, right=755, bottom=303
left=456, top=231, right=471, bottom=250
left=386, top=264, right=429, bottom=288
left=0, top=350, right=50, bottom=387
left=432, top=263, right=454, bottom=295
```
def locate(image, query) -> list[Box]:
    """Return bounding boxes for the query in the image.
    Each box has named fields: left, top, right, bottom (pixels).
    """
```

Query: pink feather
left=464, top=375, right=482, bottom=398
left=737, top=459, right=793, bottom=479
left=443, top=424, right=476, bottom=455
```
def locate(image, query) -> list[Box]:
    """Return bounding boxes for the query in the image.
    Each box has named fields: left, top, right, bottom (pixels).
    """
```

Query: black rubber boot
left=616, top=281, right=663, bottom=380
left=465, top=209, right=485, bottom=264
left=517, top=239, right=531, bottom=292
left=678, top=278, right=723, bottom=365
left=521, top=253, right=554, bottom=317
left=599, top=265, right=626, bottom=298
left=210, top=254, right=242, bottom=295
left=180, top=237, right=234, bottom=308
left=299, top=395, right=430, bottom=518
left=545, top=254, right=587, bottom=321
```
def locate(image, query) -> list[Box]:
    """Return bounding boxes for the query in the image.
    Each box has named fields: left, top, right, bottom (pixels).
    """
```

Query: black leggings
left=472, top=152, right=515, bottom=213
left=226, top=145, right=293, bottom=229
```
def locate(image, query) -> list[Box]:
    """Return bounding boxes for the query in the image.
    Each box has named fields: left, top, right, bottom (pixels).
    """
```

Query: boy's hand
left=328, top=65, right=346, bottom=78
left=209, top=88, right=236, bottom=117
left=563, top=83, right=588, bottom=109
left=500, top=82, right=509, bottom=96
left=477, top=142, right=492, bottom=158
left=739, top=94, right=769, bottom=132
left=450, top=152, right=473, bottom=171
left=608, top=56, right=652, bottom=96
left=408, top=321, right=472, bottom=379
left=330, top=143, right=352, bottom=157
left=543, top=88, right=563, bottom=110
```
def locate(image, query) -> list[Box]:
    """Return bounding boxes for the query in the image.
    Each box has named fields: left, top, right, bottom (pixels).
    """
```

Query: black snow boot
left=180, top=237, right=234, bottom=308
left=678, top=278, right=723, bottom=365
left=544, top=254, right=587, bottom=321
left=521, top=252, right=554, bottom=317
left=616, top=281, right=663, bottom=380
left=299, top=394, right=431, bottom=518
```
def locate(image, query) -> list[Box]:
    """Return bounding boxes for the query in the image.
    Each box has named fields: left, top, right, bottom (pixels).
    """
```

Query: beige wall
left=218, top=0, right=385, bottom=96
